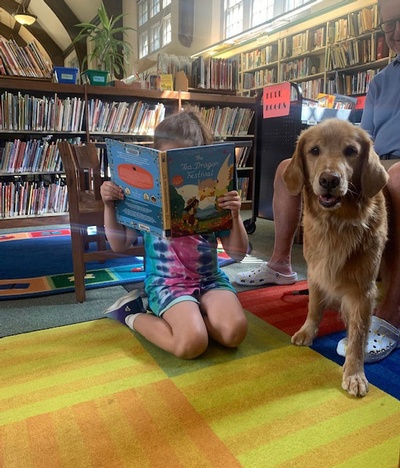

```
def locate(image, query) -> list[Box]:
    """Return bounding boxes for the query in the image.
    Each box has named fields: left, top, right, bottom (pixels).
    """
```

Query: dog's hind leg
left=291, top=282, right=325, bottom=346
left=341, top=292, right=372, bottom=397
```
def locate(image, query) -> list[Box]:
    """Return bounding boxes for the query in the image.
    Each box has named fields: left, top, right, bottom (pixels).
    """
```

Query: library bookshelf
left=0, top=78, right=257, bottom=228
left=211, top=0, right=391, bottom=100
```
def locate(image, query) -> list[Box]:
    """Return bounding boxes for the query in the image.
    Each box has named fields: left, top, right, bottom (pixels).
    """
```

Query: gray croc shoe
left=336, top=316, right=400, bottom=363
left=235, top=262, right=297, bottom=286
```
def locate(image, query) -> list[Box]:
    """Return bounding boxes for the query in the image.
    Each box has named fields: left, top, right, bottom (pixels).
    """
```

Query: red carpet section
left=238, top=280, right=345, bottom=337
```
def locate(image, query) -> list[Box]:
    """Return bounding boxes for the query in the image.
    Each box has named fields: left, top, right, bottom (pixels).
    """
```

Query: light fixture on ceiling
left=13, top=0, right=37, bottom=26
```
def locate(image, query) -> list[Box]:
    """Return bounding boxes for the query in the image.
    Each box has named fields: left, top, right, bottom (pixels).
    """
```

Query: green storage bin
left=82, top=69, right=109, bottom=86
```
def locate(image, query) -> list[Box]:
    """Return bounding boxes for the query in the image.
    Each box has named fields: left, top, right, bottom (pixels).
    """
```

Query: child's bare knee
left=219, top=316, right=248, bottom=348
left=173, top=334, right=208, bottom=359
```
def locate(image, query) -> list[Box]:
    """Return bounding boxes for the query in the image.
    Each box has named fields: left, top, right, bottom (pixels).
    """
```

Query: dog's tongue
left=319, top=194, right=340, bottom=208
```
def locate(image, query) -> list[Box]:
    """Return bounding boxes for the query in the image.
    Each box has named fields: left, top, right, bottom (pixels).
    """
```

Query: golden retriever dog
left=283, top=119, right=388, bottom=397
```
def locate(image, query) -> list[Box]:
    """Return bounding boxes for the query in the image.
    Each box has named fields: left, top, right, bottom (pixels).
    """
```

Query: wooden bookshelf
left=208, top=0, right=390, bottom=100
left=0, top=79, right=257, bottom=227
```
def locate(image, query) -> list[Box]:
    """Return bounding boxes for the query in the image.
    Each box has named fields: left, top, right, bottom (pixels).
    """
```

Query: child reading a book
left=100, top=111, right=249, bottom=359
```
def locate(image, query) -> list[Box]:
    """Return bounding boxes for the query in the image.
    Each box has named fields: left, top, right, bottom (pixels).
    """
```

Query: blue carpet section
left=3, top=235, right=141, bottom=278
left=1, top=232, right=234, bottom=300
left=312, top=331, right=400, bottom=400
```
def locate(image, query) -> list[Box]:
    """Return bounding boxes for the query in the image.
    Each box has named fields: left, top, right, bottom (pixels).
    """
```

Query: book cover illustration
left=106, top=139, right=235, bottom=238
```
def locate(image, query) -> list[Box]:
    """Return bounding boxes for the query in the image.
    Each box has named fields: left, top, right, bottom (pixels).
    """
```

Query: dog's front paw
left=291, top=326, right=316, bottom=346
left=292, top=330, right=314, bottom=346
left=342, top=372, right=369, bottom=397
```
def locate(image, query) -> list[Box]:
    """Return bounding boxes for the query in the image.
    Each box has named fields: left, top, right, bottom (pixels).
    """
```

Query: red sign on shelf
left=263, top=82, right=291, bottom=119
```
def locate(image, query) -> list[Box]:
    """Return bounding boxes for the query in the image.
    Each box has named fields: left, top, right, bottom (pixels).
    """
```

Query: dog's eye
left=310, top=146, right=320, bottom=156
left=344, top=146, right=357, bottom=157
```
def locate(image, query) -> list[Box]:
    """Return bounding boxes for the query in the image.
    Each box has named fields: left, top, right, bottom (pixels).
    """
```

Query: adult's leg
left=376, top=162, right=400, bottom=329
left=235, top=159, right=302, bottom=285
left=200, top=289, right=247, bottom=347
left=268, top=159, right=303, bottom=275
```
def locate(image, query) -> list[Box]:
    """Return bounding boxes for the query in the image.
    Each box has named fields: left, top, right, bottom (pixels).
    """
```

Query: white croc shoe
left=235, top=262, right=297, bottom=286
left=336, top=315, right=400, bottom=363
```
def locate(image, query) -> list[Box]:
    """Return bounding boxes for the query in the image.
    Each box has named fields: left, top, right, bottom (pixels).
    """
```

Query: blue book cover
left=106, top=139, right=235, bottom=238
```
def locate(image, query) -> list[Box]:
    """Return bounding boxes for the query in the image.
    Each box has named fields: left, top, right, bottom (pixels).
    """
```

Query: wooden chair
left=58, top=141, right=145, bottom=302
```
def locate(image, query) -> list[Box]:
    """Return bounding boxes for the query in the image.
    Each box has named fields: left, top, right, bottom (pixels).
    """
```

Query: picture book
left=106, top=139, right=236, bottom=238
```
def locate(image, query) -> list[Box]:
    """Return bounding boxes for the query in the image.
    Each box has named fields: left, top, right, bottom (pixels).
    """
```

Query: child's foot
left=104, top=290, right=145, bottom=325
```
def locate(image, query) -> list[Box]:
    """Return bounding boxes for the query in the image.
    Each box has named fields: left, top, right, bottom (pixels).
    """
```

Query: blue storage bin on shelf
left=54, top=67, right=78, bottom=84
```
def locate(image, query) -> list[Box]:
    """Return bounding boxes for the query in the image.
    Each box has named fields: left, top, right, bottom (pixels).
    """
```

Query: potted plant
left=73, top=2, right=135, bottom=84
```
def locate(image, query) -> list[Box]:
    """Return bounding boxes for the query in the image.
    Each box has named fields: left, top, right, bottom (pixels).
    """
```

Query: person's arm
left=360, top=83, right=376, bottom=139
left=217, top=190, right=249, bottom=261
left=100, top=180, right=139, bottom=252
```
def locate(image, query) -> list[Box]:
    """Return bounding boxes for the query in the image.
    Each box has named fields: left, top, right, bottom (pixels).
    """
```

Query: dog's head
left=283, top=119, right=388, bottom=209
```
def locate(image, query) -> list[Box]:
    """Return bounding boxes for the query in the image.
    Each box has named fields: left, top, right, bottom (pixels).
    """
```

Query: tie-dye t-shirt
left=143, top=231, right=235, bottom=316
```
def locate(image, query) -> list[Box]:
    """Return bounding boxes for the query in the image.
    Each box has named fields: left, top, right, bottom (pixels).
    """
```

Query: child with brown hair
left=100, top=111, right=249, bottom=359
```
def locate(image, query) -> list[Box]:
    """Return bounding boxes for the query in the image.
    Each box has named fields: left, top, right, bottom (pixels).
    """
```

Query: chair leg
left=70, top=227, right=87, bottom=302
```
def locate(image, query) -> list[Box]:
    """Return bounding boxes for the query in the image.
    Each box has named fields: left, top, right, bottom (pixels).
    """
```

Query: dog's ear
left=361, top=135, right=389, bottom=197
left=282, top=132, right=306, bottom=195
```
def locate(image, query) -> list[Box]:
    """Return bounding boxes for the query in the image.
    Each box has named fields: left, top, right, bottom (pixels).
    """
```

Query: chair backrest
left=58, top=141, right=105, bottom=224
left=72, top=143, right=103, bottom=200
left=59, top=141, right=102, bottom=196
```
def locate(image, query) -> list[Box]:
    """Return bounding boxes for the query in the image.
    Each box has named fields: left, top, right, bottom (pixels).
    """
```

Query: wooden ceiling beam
left=1, top=0, right=64, bottom=65
left=0, top=0, right=125, bottom=69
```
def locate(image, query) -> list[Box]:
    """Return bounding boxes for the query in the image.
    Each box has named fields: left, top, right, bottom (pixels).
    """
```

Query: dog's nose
left=319, top=172, right=340, bottom=191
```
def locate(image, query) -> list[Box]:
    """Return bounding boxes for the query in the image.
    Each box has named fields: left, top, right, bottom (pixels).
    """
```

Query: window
left=252, top=0, right=274, bottom=27
left=225, top=0, right=243, bottom=38
left=150, top=0, right=160, bottom=17
left=162, top=14, right=172, bottom=47
left=224, top=0, right=312, bottom=39
left=150, top=23, right=161, bottom=53
left=138, top=0, right=148, bottom=27
left=138, top=0, right=171, bottom=57
left=285, top=0, right=307, bottom=9
left=139, top=31, right=148, bottom=59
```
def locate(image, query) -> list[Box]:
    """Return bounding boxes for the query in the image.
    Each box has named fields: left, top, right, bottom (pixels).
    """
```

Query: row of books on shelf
left=242, top=44, right=278, bottom=71
left=280, top=57, right=320, bottom=82
left=157, top=53, right=240, bottom=91
left=326, top=38, right=385, bottom=70
left=242, top=68, right=277, bottom=90
left=87, top=100, right=165, bottom=135
left=327, top=69, right=380, bottom=96
left=189, top=105, right=255, bottom=137
left=281, top=26, right=325, bottom=59
left=327, top=6, right=376, bottom=44
left=237, top=177, right=250, bottom=201
left=0, top=180, right=68, bottom=219
left=191, top=55, right=239, bottom=91
left=316, top=93, right=357, bottom=110
left=0, top=36, right=53, bottom=79
left=300, top=78, right=324, bottom=100
left=245, top=6, right=377, bottom=66
left=0, top=92, right=85, bottom=132
left=0, top=138, right=70, bottom=174
left=235, top=145, right=252, bottom=168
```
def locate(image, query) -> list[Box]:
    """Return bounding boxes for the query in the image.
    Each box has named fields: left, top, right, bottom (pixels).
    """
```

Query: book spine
left=158, top=151, right=171, bottom=236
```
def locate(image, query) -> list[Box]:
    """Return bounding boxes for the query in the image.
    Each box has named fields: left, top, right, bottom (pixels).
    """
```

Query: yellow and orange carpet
left=1, top=284, right=400, bottom=467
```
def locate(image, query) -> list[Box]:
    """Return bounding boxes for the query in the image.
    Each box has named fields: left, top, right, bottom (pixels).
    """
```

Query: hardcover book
left=106, top=139, right=235, bottom=238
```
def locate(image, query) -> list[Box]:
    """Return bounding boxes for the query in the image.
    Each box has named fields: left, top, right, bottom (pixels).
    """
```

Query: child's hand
left=217, top=190, right=241, bottom=218
left=100, top=181, right=124, bottom=205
